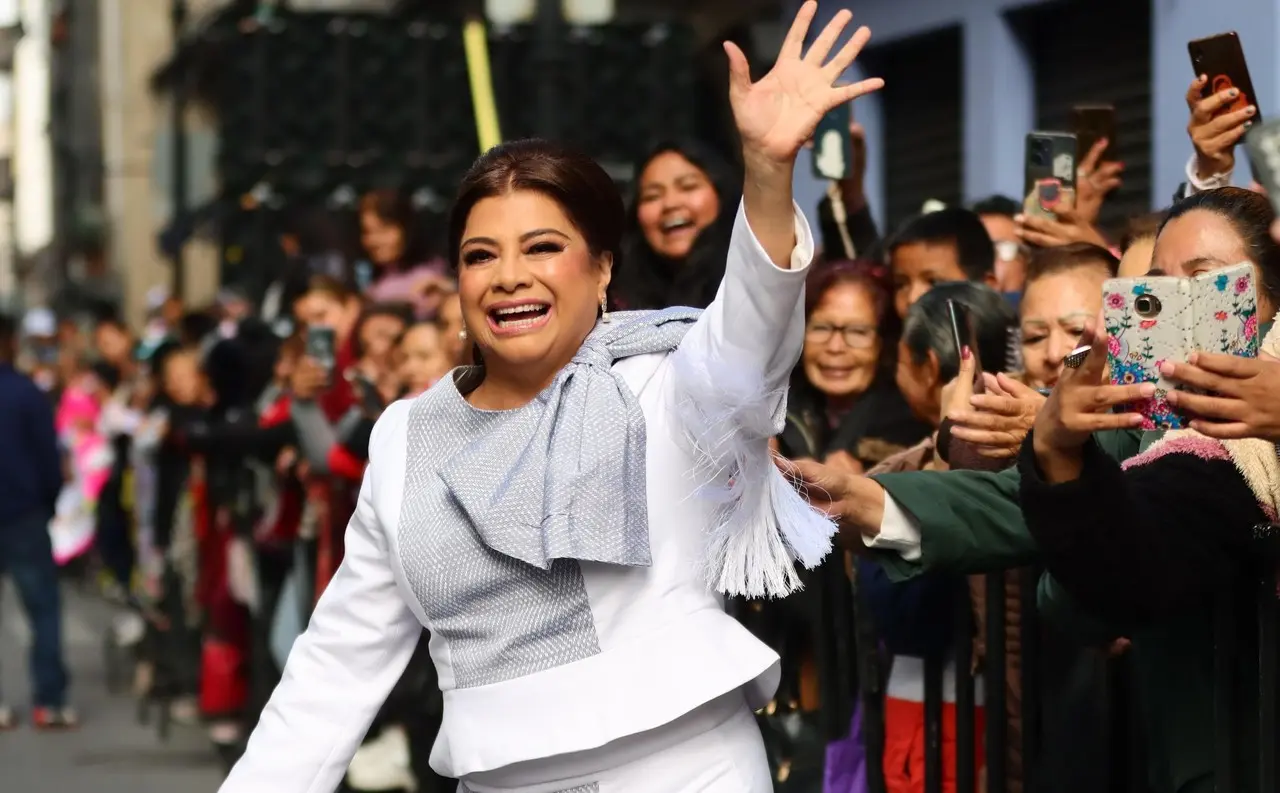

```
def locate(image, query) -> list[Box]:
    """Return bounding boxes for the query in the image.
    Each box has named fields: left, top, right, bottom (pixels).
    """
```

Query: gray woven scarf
left=435, top=307, right=701, bottom=569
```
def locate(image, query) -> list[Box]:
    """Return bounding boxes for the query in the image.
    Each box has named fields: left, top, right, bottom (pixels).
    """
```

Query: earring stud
left=458, top=328, right=468, bottom=342
left=601, top=297, right=610, bottom=323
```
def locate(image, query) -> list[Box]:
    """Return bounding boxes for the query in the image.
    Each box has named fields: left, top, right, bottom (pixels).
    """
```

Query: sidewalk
left=0, top=577, right=223, bottom=793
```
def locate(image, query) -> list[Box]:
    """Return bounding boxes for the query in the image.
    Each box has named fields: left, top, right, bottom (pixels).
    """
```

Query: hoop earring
left=601, top=297, right=610, bottom=324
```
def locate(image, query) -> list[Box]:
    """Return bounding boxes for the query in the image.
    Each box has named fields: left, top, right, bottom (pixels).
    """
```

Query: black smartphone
left=1023, top=132, right=1077, bottom=221
left=1189, top=31, right=1262, bottom=122
left=1072, top=104, right=1117, bottom=163
left=305, top=326, right=336, bottom=374
left=1246, top=120, right=1280, bottom=214
left=946, top=299, right=984, bottom=394
left=811, top=102, right=853, bottom=181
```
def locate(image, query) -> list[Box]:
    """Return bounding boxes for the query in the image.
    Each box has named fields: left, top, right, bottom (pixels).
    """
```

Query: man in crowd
left=0, top=314, right=76, bottom=730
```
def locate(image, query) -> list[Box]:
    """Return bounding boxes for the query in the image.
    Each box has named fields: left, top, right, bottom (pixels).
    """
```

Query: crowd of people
left=0, top=5, right=1276, bottom=793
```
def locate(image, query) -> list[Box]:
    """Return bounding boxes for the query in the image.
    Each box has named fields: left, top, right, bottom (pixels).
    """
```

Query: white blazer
left=221, top=202, right=816, bottom=792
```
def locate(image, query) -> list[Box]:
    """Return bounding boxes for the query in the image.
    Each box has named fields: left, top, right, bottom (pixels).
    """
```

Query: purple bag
left=823, top=702, right=870, bottom=793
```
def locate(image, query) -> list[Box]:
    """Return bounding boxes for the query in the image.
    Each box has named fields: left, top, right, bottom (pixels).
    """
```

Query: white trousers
left=456, top=691, right=772, bottom=793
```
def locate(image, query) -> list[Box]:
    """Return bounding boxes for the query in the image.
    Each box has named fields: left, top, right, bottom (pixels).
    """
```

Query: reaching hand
left=777, top=456, right=885, bottom=544
left=1016, top=207, right=1109, bottom=249
left=1074, top=138, right=1123, bottom=225
left=1031, top=316, right=1154, bottom=481
left=948, top=372, right=1045, bottom=459
left=726, top=2, right=884, bottom=168
left=1162, top=351, right=1280, bottom=441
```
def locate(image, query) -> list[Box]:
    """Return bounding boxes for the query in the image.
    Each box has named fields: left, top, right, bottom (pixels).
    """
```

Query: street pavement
left=0, top=577, right=224, bottom=793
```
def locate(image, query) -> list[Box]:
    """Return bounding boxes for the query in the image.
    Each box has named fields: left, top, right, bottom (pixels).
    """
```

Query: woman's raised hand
left=726, top=2, right=884, bottom=169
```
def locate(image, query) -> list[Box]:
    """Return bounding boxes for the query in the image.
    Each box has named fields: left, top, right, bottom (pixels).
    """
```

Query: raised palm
left=727, top=2, right=884, bottom=165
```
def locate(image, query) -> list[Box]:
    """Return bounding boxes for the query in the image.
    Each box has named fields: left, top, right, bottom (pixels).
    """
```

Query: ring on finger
left=1063, top=345, right=1092, bottom=369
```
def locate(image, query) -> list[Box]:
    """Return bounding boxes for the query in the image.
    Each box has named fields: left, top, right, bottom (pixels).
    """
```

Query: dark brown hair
left=804, top=258, right=893, bottom=326
left=1025, top=242, right=1119, bottom=285
left=1162, top=187, right=1280, bottom=305
left=447, top=139, right=624, bottom=277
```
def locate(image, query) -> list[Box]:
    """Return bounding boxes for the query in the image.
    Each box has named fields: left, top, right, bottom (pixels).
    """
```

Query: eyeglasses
left=806, top=323, right=878, bottom=349
left=994, top=240, right=1025, bottom=263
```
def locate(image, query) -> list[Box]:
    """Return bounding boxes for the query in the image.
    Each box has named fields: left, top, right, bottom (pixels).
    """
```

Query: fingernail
left=1140, top=383, right=1157, bottom=397
left=961, top=345, right=972, bottom=361
left=1230, top=88, right=1240, bottom=97
left=1159, top=361, right=1174, bottom=376
left=1246, top=121, right=1254, bottom=130
left=1248, top=105, right=1258, bottom=114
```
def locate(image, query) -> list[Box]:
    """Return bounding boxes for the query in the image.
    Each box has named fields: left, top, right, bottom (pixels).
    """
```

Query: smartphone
left=1072, top=104, right=1117, bottom=163
left=1188, top=32, right=1261, bottom=122
left=1245, top=120, right=1280, bottom=213
left=811, top=102, right=853, bottom=181
left=946, top=299, right=984, bottom=394
left=1023, top=132, right=1077, bottom=220
left=938, top=299, right=1010, bottom=471
left=1103, top=262, right=1259, bottom=430
left=305, top=326, right=336, bottom=374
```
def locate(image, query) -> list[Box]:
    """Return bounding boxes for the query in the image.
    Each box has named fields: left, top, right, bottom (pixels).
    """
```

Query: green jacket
left=868, top=428, right=1245, bottom=793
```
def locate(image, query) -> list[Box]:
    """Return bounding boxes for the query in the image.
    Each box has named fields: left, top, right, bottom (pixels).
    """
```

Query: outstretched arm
left=675, top=2, right=884, bottom=399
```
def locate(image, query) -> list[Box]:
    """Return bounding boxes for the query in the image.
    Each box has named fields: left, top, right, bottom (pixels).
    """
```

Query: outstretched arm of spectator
left=290, top=399, right=341, bottom=476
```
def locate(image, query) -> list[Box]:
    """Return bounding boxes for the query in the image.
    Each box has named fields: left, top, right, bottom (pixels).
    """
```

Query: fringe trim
left=670, top=350, right=838, bottom=599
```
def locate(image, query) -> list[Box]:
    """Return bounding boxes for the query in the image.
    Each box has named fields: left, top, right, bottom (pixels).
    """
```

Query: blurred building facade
left=21, top=0, right=1278, bottom=326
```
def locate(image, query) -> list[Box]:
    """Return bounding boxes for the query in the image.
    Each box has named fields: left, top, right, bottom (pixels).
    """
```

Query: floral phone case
left=1103, top=262, right=1258, bottom=430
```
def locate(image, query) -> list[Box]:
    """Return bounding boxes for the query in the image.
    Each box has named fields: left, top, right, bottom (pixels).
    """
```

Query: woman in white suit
left=221, top=4, right=883, bottom=791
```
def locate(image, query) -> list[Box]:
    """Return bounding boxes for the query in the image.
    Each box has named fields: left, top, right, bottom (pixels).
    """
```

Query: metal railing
left=855, top=550, right=1280, bottom=793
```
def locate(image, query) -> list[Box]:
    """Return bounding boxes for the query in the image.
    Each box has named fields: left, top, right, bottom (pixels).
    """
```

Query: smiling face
left=635, top=151, right=721, bottom=261
left=1020, top=267, right=1108, bottom=390
left=802, top=282, right=881, bottom=401
left=457, top=189, right=611, bottom=388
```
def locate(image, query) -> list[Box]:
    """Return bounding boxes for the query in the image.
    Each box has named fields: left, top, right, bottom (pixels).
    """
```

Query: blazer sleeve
left=669, top=199, right=814, bottom=431
left=866, top=429, right=1144, bottom=581
left=221, top=409, right=422, bottom=793
left=869, top=466, right=1035, bottom=580
left=1017, top=432, right=1266, bottom=628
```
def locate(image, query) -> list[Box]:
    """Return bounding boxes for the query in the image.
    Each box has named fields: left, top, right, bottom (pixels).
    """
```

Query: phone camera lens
left=1134, top=294, right=1162, bottom=317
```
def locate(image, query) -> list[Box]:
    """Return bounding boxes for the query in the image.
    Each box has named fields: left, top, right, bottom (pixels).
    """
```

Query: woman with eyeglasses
left=784, top=260, right=930, bottom=475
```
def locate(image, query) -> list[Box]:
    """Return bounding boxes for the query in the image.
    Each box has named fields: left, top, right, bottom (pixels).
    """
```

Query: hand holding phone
left=1023, top=132, right=1077, bottom=220
left=936, top=300, right=1011, bottom=472
left=1103, top=262, right=1259, bottom=430
left=1187, top=32, right=1260, bottom=180
left=1072, top=105, right=1123, bottom=224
